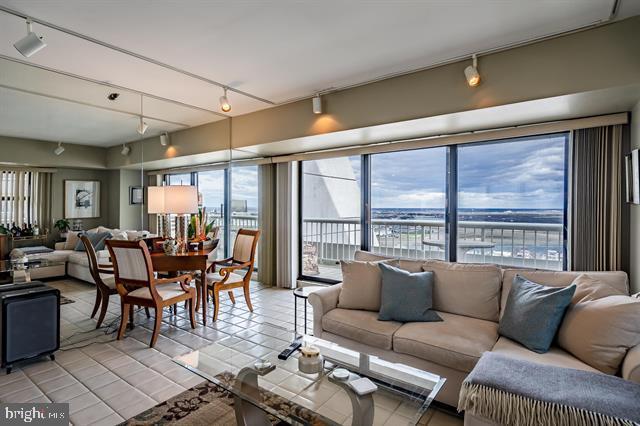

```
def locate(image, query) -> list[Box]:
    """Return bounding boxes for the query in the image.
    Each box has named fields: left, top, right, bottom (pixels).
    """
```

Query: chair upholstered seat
left=128, top=283, right=188, bottom=301
left=103, top=276, right=117, bottom=289
left=205, top=271, right=244, bottom=285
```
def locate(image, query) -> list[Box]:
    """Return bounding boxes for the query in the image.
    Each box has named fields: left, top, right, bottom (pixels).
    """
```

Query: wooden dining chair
left=83, top=235, right=118, bottom=329
left=203, top=228, right=260, bottom=321
left=106, top=240, right=197, bottom=347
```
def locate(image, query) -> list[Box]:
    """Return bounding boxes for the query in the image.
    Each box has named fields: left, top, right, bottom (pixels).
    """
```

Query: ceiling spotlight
left=121, top=144, right=130, bottom=156
left=312, top=94, right=322, bottom=114
left=14, top=19, right=47, bottom=58
left=136, top=116, right=148, bottom=135
left=464, top=54, right=480, bottom=87
left=54, top=142, right=64, bottom=156
left=160, top=132, right=170, bottom=146
left=219, top=87, right=231, bottom=113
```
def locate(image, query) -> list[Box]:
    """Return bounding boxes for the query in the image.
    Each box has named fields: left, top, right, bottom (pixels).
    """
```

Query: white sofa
left=24, top=227, right=154, bottom=284
left=308, top=250, right=640, bottom=410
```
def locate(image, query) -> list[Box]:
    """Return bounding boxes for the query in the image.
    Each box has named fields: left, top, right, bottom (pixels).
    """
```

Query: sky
left=176, top=134, right=567, bottom=216
left=365, top=134, right=566, bottom=209
left=195, top=166, right=258, bottom=214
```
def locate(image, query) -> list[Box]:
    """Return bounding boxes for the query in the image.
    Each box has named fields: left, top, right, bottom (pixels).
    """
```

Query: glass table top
left=0, top=258, right=66, bottom=273
left=173, top=334, right=445, bottom=425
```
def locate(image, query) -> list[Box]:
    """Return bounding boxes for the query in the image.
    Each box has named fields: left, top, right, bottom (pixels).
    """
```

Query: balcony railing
left=302, top=217, right=564, bottom=274
left=194, top=214, right=564, bottom=274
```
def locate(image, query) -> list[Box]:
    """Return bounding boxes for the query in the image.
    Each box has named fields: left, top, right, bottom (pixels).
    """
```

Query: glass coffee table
left=174, top=335, right=445, bottom=426
left=0, top=258, right=66, bottom=283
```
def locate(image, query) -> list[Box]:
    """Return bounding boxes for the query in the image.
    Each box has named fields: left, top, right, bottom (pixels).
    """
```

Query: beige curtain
left=257, top=164, right=276, bottom=285
left=33, top=172, right=53, bottom=233
left=571, top=125, right=623, bottom=271
left=275, top=162, right=299, bottom=289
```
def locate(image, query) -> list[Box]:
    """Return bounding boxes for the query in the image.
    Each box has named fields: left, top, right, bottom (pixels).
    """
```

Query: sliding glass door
left=198, top=169, right=227, bottom=259
left=301, top=157, right=361, bottom=281
left=457, top=135, right=568, bottom=269
left=370, top=147, right=447, bottom=260
left=299, top=133, right=569, bottom=283
left=230, top=165, right=259, bottom=266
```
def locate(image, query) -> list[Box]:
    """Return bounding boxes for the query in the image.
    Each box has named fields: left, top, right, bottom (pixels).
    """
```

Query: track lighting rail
left=0, top=4, right=275, bottom=106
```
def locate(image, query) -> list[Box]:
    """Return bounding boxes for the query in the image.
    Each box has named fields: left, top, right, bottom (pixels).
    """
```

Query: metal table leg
left=329, top=372, right=374, bottom=426
left=294, top=294, right=298, bottom=336
left=234, top=364, right=276, bottom=426
left=304, top=298, right=307, bottom=335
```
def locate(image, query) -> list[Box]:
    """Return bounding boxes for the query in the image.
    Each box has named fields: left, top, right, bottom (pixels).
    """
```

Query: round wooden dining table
left=149, top=248, right=214, bottom=325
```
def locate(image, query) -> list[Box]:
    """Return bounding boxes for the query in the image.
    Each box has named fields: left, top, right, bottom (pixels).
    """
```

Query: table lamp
left=164, top=185, right=198, bottom=252
left=147, top=186, right=169, bottom=238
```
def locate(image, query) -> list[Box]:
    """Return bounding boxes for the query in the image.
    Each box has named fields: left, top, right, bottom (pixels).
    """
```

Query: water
left=372, top=207, right=564, bottom=224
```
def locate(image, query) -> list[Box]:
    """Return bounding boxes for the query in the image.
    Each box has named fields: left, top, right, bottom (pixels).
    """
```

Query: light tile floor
left=0, top=278, right=463, bottom=426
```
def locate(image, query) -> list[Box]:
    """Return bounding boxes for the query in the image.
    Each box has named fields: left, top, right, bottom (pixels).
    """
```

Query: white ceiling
left=0, top=0, right=639, bottom=147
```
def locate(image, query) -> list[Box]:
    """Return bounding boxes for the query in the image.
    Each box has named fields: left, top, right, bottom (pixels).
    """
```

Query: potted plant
left=54, top=219, right=71, bottom=239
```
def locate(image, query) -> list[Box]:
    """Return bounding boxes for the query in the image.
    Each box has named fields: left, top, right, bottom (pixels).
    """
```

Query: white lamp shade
left=147, top=186, right=166, bottom=214
left=164, top=186, right=198, bottom=214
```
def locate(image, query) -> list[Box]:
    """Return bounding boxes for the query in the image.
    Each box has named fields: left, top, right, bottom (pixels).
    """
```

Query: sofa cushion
left=500, top=269, right=629, bottom=316
left=558, top=295, right=640, bottom=375
left=322, top=308, right=402, bottom=350
left=74, top=232, right=112, bottom=251
left=26, top=250, right=74, bottom=262
left=378, top=263, right=441, bottom=323
left=498, top=275, right=575, bottom=354
left=393, top=311, right=499, bottom=373
left=67, top=250, right=109, bottom=266
left=491, top=336, right=600, bottom=373
left=353, top=250, right=396, bottom=262
left=570, top=274, right=625, bottom=303
left=63, top=231, right=81, bottom=250
left=337, top=259, right=397, bottom=311
left=422, top=260, right=501, bottom=321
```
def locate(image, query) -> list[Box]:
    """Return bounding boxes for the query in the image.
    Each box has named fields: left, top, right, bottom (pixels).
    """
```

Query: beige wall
left=630, top=99, right=640, bottom=294
left=51, top=168, right=111, bottom=239
left=118, top=169, right=144, bottom=230
left=106, top=16, right=640, bottom=169
left=0, top=136, right=107, bottom=169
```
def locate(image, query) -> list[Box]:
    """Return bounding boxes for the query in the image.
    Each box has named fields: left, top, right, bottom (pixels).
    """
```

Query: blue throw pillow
left=74, top=232, right=112, bottom=252
left=499, top=275, right=576, bottom=353
left=378, top=262, right=442, bottom=322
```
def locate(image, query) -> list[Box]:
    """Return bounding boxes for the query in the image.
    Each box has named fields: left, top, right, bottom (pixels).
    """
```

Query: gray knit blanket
left=458, top=352, right=640, bottom=426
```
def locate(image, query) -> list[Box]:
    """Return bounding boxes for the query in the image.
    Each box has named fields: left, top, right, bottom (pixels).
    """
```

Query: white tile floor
left=0, top=278, right=463, bottom=426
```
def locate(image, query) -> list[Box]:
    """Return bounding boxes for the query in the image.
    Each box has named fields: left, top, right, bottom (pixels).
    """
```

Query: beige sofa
left=23, top=227, right=154, bottom=284
left=308, top=250, right=640, bottom=409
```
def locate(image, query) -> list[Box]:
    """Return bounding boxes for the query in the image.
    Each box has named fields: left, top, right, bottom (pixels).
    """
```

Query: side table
left=293, top=286, right=324, bottom=336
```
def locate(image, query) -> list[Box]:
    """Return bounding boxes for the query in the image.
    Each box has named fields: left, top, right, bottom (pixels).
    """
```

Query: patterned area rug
left=122, top=372, right=332, bottom=425
left=60, top=295, right=75, bottom=305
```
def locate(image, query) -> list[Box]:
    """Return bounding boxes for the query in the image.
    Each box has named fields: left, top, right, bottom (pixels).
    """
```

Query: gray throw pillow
left=74, top=232, right=112, bottom=252
left=378, top=262, right=442, bottom=322
left=499, top=275, right=576, bottom=353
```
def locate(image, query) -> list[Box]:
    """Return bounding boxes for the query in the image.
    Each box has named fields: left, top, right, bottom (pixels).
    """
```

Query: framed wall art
left=64, top=180, right=101, bottom=219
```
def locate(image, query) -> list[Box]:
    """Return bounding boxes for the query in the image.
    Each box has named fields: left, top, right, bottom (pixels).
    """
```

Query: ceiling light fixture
left=160, top=132, right=170, bottom=146
left=54, top=142, right=64, bottom=156
left=14, top=19, right=47, bottom=58
left=219, top=87, right=231, bottom=113
left=136, top=116, right=148, bottom=135
left=464, top=54, right=480, bottom=87
left=121, top=144, right=130, bottom=156
left=312, top=94, right=322, bottom=114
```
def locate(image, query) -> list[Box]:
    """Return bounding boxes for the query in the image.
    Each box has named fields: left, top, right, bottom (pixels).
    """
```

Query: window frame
left=298, top=132, right=570, bottom=283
